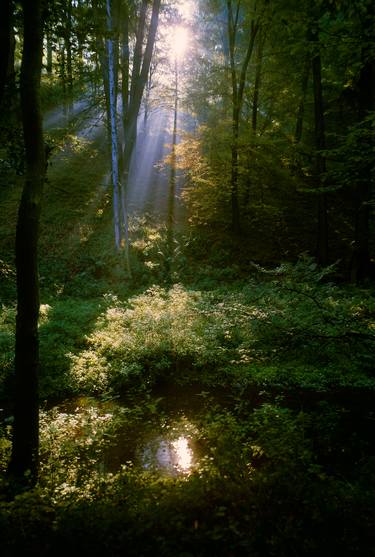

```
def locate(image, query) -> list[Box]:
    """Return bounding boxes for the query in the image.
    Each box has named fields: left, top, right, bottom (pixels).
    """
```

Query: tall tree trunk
left=122, top=0, right=148, bottom=169
left=295, top=56, right=310, bottom=143
left=231, top=109, right=241, bottom=232
left=351, top=4, right=374, bottom=283
left=121, top=1, right=129, bottom=131
left=129, top=0, right=148, bottom=107
left=143, top=66, right=152, bottom=131
left=0, top=0, right=13, bottom=108
left=252, top=30, right=265, bottom=133
left=76, top=0, right=84, bottom=77
left=8, top=0, right=45, bottom=488
left=105, top=0, right=130, bottom=270
left=226, top=0, right=258, bottom=233
left=122, top=0, right=161, bottom=186
left=59, top=41, right=67, bottom=117
left=46, top=32, right=53, bottom=75
left=106, top=0, right=121, bottom=250
left=311, top=27, right=328, bottom=265
left=166, top=58, right=178, bottom=282
left=65, top=0, right=73, bottom=115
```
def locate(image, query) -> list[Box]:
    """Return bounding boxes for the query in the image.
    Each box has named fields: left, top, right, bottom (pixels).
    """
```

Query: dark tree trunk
left=8, top=0, right=45, bottom=488
left=129, top=0, right=148, bottom=108
left=252, top=30, right=265, bottom=133
left=166, top=60, right=178, bottom=282
left=0, top=0, right=12, bottom=107
left=121, top=1, right=129, bottom=130
left=311, top=28, right=328, bottom=265
left=122, top=0, right=161, bottom=177
left=351, top=5, right=375, bottom=283
left=295, top=56, right=310, bottom=143
left=46, top=32, right=53, bottom=75
left=59, top=42, right=67, bottom=116
left=76, top=0, right=84, bottom=76
left=231, top=109, right=241, bottom=233
left=143, top=66, right=153, bottom=131
left=226, top=0, right=258, bottom=233
left=65, top=0, right=73, bottom=113
left=0, top=0, right=16, bottom=114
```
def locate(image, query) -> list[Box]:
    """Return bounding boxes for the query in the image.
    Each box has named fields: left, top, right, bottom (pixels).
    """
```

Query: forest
left=0, top=0, right=374, bottom=555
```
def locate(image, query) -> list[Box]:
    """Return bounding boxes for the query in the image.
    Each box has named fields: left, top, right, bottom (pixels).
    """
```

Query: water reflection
left=52, top=393, right=205, bottom=476
left=172, top=436, right=193, bottom=471
left=142, top=434, right=195, bottom=475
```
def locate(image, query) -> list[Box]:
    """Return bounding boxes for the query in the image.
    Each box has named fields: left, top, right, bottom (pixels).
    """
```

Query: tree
left=8, top=0, right=46, bottom=487
left=226, top=0, right=259, bottom=232
left=0, top=0, right=13, bottom=108
left=350, top=0, right=374, bottom=282
left=310, top=22, right=328, bottom=265
left=122, top=0, right=161, bottom=180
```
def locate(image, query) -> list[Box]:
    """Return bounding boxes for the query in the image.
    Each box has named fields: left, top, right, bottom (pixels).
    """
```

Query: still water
left=50, top=387, right=210, bottom=477
left=106, top=412, right=200, bottom=475
left=141, top=430, right=195, bottom=475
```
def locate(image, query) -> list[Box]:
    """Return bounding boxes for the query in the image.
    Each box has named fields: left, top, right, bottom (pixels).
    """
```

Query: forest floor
left=0, top=96, right=374, bottom=557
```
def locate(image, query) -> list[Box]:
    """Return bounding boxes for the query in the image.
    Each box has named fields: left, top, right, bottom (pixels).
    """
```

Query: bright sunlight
left=172, top=436, right=193, bottom=472
left=170, top=26, right=189, bottom=60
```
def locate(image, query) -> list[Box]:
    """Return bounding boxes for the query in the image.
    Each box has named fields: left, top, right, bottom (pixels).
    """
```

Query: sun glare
left=170, top=26, right=189, bottom=60
left=172, top=436, right=193, bottom=471
left=179, top=0, right=194, bottom=21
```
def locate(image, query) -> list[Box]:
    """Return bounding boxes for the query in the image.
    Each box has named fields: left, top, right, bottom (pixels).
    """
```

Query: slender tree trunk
left=121, top=1, right=129, bottom=131
left=351, top=5, right=374, bottom=283
left=121, top=0, right=148, bottom=173
left=0, top=0, right=13, bottom=108
left=59, top=41, right=67, bottom=118
left=231, top=109, right=241, bottom=232
left=295, top=56, right=310, bottom=143
left=119, top=6, right=130, bottom=266
left=166, top=59, right=178, bottom=281
left=65, top=0, right=73, bottom=115
left=46, top=33, right=53, bottom=75
left=252, top=30, right=265, bottom=133
left=122, top=0, right=161, bottom=187
left=76, top=0, right=84, bottom=77
left=129, top=0, right=148, bottom=107
left=105, top=0, right=130, bottom=270
left=226, top=0, right=258, bottom=233
left=8, top=0, right=45, bottom=488
left=143, top=67, right=152, bottom=131
left=106, top=0, right=121, bottom=250
left=311, top=27, right=328, bottom=265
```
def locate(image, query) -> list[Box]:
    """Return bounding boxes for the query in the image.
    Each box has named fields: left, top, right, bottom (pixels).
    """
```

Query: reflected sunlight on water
left=141, top=432, right=195, bottom=475
left=172, top=436, right=193, bottom=471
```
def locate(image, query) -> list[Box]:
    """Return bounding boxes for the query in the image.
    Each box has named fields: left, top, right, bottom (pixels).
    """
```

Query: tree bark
left=295, top=56, right=310, bottom=143
left=106, top=0, right=121, bottom=250
left=8, top=0, right=45, bottom=488
left=59, top=41, right=67, bottom=117
left=226, top=0, right=258, bottom=233
left=64, top=0, right=73, bottom=114
left=252, top=30, right=265, bottom=133
left=166, top=58, right=178, bottom=282
left=46, top=32, right=53, bottom=75
left=0, top=0, right=13, bottom=108
left=351, top=4, right=374, bottom=283
left=121, top=1, right=130, bottom=131
left=311, top=27, right=328, bottom=265
left=122, top=0, right=161, bottom=180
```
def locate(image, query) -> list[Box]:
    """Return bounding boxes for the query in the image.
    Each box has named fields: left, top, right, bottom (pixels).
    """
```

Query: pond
left=46, top=385, right=219, bottom=477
